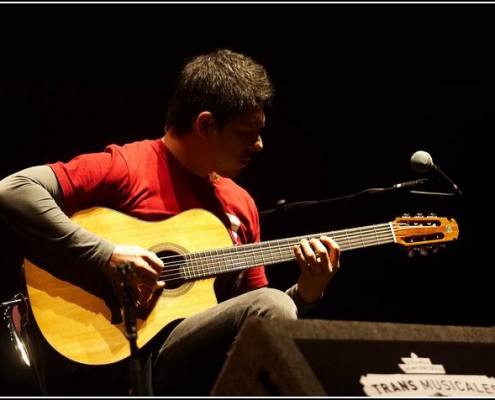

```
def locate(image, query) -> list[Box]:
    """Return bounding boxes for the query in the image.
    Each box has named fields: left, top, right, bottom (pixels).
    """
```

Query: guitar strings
left=154, top=223, right=417, bottom=283
left=154, top=222, right=446, bottom=284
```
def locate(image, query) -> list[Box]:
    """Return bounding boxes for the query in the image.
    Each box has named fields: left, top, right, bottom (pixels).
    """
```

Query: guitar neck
left=182, top=222, right=393, bottom=280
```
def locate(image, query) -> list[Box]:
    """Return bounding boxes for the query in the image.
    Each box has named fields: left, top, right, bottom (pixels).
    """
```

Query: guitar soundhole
left=157, top=250, right=186, bottom=290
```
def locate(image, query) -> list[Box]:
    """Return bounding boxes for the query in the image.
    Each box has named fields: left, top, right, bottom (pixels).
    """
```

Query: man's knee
left=250, top=287, right=298, bottom=319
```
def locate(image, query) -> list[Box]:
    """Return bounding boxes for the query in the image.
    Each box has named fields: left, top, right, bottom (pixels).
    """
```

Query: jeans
left=152, top=287, right=298, bottom=396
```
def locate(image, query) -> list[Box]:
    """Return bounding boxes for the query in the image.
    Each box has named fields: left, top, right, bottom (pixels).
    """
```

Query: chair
left=1, top=291, right=47, bottom=395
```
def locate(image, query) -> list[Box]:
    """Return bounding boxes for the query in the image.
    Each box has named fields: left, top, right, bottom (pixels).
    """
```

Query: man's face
left=211, top=106, right=265, bottom=178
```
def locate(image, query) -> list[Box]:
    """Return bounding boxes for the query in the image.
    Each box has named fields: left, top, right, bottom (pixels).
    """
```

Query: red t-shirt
left=49, top=138, right=268, bottom=291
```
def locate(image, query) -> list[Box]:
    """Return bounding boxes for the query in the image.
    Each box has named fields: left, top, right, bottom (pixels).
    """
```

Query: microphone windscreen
left=410, top=150, right=433, bottom=173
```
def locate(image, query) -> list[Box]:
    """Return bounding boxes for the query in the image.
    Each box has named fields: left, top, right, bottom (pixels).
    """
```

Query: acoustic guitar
left=23, top=206, right=459, bottom=365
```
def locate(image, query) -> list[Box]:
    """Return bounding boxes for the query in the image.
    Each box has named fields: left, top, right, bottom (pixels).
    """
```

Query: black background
left=0, top=2, right=494, bottom=395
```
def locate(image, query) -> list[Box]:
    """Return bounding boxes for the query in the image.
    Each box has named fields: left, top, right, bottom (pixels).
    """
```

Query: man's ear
left=196, top=111, right=215, bottom=138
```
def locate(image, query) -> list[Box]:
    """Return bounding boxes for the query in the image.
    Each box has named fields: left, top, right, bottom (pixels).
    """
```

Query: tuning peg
left=410, top=245, right=441, bottom=257
left=408, top=246, right=430, bottom=257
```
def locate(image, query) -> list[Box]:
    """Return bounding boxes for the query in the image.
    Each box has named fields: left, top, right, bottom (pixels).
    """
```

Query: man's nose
left=250, top=135, right=263, bottom=152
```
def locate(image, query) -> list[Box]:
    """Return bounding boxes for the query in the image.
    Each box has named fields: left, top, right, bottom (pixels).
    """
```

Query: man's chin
left=221, top=166, right=246, bottom=179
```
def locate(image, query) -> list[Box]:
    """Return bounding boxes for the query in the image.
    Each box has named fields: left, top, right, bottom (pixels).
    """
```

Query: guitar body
left=24, top=207, right=233, bottom=365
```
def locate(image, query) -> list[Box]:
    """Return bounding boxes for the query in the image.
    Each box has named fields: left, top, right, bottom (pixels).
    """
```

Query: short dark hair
left=166, top=49, right=274, bottom=135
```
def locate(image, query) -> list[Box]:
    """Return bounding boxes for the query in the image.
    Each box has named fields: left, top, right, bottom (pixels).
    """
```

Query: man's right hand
left=103, top=245, right=165, bottom=306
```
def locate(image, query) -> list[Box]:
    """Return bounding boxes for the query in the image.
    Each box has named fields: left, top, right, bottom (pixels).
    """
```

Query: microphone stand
left=118, top=263, right=147, bottom=396
left=259, top=177, right=455, bottom=217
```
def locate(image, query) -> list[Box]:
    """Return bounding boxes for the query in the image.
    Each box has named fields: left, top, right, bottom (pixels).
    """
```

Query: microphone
left=410, top=150, right=462, bottom=195
left=392, top=178, right=431, bottom=189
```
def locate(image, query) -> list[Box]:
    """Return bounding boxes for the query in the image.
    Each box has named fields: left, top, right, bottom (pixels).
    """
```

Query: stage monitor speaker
left=212, top=317, right=495, bottom=396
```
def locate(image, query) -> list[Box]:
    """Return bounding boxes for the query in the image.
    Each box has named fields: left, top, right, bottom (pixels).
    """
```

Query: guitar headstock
left=392, top=213, right=459, bottom=256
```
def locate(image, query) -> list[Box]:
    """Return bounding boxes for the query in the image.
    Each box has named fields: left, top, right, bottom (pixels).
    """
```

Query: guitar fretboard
left=178, top=222, right=394, bottom=280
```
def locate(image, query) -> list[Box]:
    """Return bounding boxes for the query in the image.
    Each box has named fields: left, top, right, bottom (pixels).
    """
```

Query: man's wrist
left=285, top=284, right=323, bottom=317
